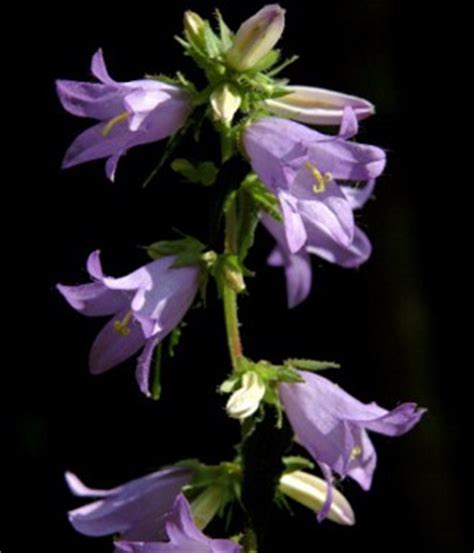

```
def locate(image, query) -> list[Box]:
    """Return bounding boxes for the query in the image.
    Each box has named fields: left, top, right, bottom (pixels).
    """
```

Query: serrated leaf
left=236, top=186, right=260, bottom=262
left=285, top=358, right=341, bottom=371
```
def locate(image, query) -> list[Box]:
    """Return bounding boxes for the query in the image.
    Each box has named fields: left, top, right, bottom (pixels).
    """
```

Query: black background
left=4, top=0, right=470, bottom=551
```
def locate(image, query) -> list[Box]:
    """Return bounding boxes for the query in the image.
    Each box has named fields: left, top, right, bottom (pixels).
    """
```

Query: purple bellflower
left=116, top=494, right=241, bottom=553
left=243, top=108, right=386, bottom=257
left=278, top=371, right=426, bottom=521
left=65, top=467, right=191, bottom=541
left=261, top=175, right=375, bottom=308
left=57, top=250, right=200, bottom=395
left=56, top=49, right=191, bottom=180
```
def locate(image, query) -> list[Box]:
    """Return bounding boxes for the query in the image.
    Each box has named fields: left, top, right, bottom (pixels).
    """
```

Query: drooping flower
left=56, top=49, right=191, bottom=180
left=265, top=85, right=375, bottom=126
left=115, top=494, right=241, bottom=553
left=57, top=250, right=200, bottom=395
left=278, top=371, right=426, bottom=520
left=243, top=108, right=386, bottom=255
left=65, top=467, right=191, bottom=540
left=279, top=470, right=355, bottom=526
left=226, top=5, right=285, bottom=72
left=261, top=177, right=375, bottom=308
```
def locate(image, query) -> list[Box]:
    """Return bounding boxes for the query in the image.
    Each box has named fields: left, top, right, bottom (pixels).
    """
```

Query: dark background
left=4, top=0, right=470, bottom=551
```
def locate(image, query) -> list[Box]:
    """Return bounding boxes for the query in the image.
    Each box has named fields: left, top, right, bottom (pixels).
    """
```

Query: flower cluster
left=56, top=4, right=425, bottom=551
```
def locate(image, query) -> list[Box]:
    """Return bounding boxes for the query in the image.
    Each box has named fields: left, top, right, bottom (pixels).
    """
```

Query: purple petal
left=338, top=106, right=359, bottom=139
left=341, top=179, right=376, bottom=210
left=345, top=426, right=377, bottom=490
left=89, top=312, right=146, bottom=374
left=91, top=49, right=116, bottom=85
left=316, top=462, right=334, bottom=523
left=104, top=257, right=200, bottom=340
left=135, top=337, right=160, bottom=397
left=87, top=250, right=105, bottom=279
left=57, top=282, right=130, bottom=317
left=360, top=402, right=427, bottom=437
left=66, top=472, right=112, bottom=498
left=56, top=79, right=123, bottom=119
left=124, top=88, right=172, bottom=131
left=305, top=225, right=372, bottom=268
left=307, top=139, right=386, bottom=182
left=68, top=467, right=191, bottom=540
left=165, top=495, right=209, bottom=545
left=278, top=191, right=307, bottom=253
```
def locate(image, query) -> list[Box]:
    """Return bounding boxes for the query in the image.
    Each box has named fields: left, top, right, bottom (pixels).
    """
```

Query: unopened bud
left=210, top=84, right=242, bottom=125
left=222, top=262, right=246, bottom=293
left=184, top=11, right=206, bottom=49
left=279, top=471, right=355, bottom=526
left=226, top=371, right=266, bottom=419
left=226, top=5, right=285, bottom=72
left=265, top=85, right=375, bottom=126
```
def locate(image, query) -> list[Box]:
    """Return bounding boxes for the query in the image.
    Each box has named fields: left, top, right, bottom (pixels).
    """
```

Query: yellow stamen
left=101, top=111, right=129, bottom=137
left=304, top=161, right=333, bottom=193
left=350, top=446, right=362, bottom=461
left=113, top=310, right=133, bottom=336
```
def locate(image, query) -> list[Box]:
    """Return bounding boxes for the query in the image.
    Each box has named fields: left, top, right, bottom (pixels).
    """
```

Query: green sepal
left=282, top=456, right=315, bottom=474
left=214, top=9, right=233, bottom=50
left=241, top=173, right=282, bottom=222
left=146, top=236, right=205, bottom=267
left=247, top=49, right=281, bottom=73
left=150, top=342, right=163, bottom=401
left=284, top=358, right=341, bottom=372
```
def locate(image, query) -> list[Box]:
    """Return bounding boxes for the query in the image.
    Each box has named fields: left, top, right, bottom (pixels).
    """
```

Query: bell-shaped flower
left=265, top=85, right=375, bottom=126
left=115, top=494, right=241, bottom=553
left=261, top=177, right=375, bottom=308
left=65, top=467, right=191, bottom=541
left=279, top=470, right=355, bottom=525
left=57, top=250, right=200, bottom=395
left=243, top=108, right=386, bottom=255
left=278, top=371, right=426, bottom=520
left=226, top=5, right=285, bottom=72
left=56, top=49, right=192, bottom=180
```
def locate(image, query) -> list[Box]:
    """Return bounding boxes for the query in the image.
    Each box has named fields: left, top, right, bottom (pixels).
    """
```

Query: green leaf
left=150, top=343, right=163, bottom=401
left=236, top=186, right=260, bottom=262
left=282, top=456, right=315, bottom=474
left=284, top=358, right=341, bottom=371
left=171, top=159, right=218, bottom=186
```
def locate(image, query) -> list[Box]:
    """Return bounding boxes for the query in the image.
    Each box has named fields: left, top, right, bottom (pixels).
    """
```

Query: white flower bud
left=184, top=11, right=206, bottom=49
left=279, top=470, right=355, bottom=526
left=226, top=5, right=285, bottom=72
left=265, top=85, right=375, bottom=125
left=226, top=371, right=266, bottom=420
left=210, top=84, right=242, bottom=125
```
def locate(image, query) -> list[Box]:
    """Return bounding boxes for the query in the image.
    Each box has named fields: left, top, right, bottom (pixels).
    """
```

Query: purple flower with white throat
left=278, top=371, right=426, bottom=521
left=116, top=494, right=241, bottom=553
left=66, top=467, right=191, bottom=541
left=57, top=250, right=200, bottom=395
left=56, top=49, right=191, bottom=180
left=261, top=177, right=375, bottom=308
left=243, top=108, right=386, bottom=256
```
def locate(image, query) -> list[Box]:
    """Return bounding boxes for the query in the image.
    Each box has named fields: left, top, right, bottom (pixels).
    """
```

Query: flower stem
left=223, top=199, right=243, bottom=370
